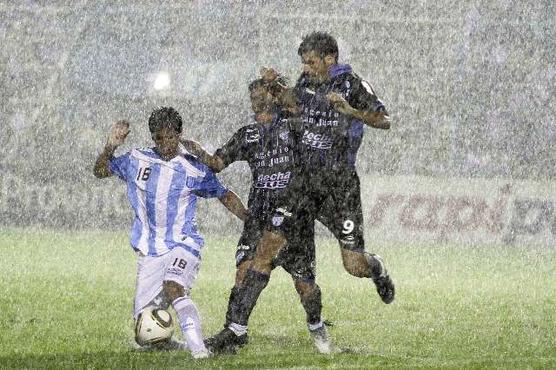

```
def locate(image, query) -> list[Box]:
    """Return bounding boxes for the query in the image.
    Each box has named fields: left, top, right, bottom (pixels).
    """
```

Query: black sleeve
left=214, top=128, right=247, bottom=167
left=293, top=73, right=314, bottom=102
left=348, top=77, right=387, bottom=113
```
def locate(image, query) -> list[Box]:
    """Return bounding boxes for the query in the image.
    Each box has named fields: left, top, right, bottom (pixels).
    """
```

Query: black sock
left=300, top=284, right=322, bottom=325
left=224, top=286, right=241, bottom=328
left=364, top=252, right=385, bottom=280
left=231, top=269, right=270, bottom=326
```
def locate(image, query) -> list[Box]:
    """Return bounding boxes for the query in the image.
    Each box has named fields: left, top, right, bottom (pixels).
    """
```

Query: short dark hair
left=248, top=78, right=266, bottom=92
left=248, top=76, right=288, bottom=95
left=148, top=106, right=182, bottom=134
left=298, top=31, right=338, bottom=59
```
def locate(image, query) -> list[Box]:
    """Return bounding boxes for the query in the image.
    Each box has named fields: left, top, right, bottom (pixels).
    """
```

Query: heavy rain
left=1, top=1, right=555, bottom=368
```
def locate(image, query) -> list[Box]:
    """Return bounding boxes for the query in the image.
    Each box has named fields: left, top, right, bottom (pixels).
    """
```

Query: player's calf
left=162, top=281, right=210, bottom=356
left=295, top=281, right=322, bottom=326
left=340, top=248, right=373, bottom=277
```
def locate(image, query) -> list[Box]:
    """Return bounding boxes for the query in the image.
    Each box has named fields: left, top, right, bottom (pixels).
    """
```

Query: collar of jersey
left=329, top=63, right=352, bottom=78
left=146, top=147, right=187, bottom=162
left=134, top=148, right=206, bottom=177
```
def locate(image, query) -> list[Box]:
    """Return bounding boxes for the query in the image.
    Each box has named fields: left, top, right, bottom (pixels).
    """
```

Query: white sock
left=228, top=322, right=248, bottom=336
left=308, top=319, right=324, bottom=331
left=172, top=296, right=207, bottom=354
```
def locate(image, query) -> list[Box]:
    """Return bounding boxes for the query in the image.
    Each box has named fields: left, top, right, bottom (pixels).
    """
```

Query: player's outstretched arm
left=93, top=120, right=130, bottom=179
left=326, top=92, right=391, bottom=129
left=218, top=190, right=248, bottom=222
left=181, top=139, right=226, bottom=173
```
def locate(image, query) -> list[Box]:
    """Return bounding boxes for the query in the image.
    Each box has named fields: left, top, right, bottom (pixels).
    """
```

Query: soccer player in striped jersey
left=93, top=106, right=247, bottom=359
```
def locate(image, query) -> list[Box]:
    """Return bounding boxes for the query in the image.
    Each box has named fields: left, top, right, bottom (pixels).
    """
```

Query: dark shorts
left=235, top=214, right=316, bottom=282
left=269, top=169, right=365, bottom=252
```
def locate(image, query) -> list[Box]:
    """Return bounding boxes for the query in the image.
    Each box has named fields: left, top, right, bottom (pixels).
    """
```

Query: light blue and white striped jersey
left=109, top=147, right=228, bottom=257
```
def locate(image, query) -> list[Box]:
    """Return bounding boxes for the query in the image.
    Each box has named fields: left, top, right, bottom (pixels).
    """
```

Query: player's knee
left=236, top=260, right=252, bottom=285
left=252, top=231, right=286, bottom=272
left=264, top=230, right=287, bottom=249
left=163, top=280, right=186, bottom=302
left=294, top=279, right=316, bottom=298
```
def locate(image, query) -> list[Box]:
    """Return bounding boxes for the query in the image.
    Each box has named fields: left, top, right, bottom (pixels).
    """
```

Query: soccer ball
left=135, top=306, right=174, bottom=346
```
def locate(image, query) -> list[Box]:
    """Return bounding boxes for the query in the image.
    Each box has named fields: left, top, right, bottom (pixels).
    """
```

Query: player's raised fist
left=260, top=67, right=280, bottom=83
left=107, top=120, right=130, bottom=147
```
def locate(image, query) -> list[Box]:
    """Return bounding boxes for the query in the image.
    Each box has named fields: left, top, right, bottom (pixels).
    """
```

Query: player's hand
left=326, top=92, right=355, bottom=116
left=260, top=67, right=280, bottom=83
left=107, top=120, right=130, bottom=148
left=181, top=139, right=203, bottom=155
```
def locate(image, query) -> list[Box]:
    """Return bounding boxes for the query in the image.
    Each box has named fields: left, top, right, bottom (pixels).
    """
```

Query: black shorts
left=269, top=169, right=365, bottom=252
left=235, top=214, right=316, bottom=282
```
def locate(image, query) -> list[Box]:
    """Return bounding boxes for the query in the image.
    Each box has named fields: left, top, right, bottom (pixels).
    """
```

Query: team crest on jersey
left=279, top=130, right=289, bottom=142
left=245, top=128, right=260, bottom=143
left=272, top=215, right=284, bottom=226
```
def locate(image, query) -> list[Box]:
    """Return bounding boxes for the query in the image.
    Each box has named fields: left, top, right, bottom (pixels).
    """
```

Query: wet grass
left=1, top=228, right=555, bottom=369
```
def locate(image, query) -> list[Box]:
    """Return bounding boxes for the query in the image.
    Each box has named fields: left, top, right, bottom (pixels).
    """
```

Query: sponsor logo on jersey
left=340, top=236, right=356, bottom=245
left=237, top=244, right=251, bottom=251
left=301, top=130, right=333, bottom=150
left=302, top=108, right=340, bottom=127
left=276, top=207, right=292, bottom=217
left=255, top=171, right=291, bottom=189
left=167, top=267, right=184, bottom=276
left=245, top=128, right=260, bottom=143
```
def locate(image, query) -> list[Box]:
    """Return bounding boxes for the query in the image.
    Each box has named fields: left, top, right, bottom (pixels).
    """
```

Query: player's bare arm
left=93, top=120, right=130, bottom=178
left=218, top=190, right=248, bottom=222
left=260, top=67, right=298, bottom=112
left=326, top=92, right=391, bottom=129
left=181, top=139, right=226, bottom=173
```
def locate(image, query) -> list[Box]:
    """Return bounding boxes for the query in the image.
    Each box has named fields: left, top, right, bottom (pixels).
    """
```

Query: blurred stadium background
left=1, top=1, right=554, bottom=245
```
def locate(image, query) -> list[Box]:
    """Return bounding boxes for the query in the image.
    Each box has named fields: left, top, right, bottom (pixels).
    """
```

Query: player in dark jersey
left=268, top=31, right=395, bottom=301
left=183, top=78, right=334, bottom=354
left=206, top=32, right=396, bottom=354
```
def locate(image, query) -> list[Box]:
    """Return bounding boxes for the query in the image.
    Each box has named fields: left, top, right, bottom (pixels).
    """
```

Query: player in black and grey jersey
left=208, top=32, right=396, bottom=354
left=266, top=31, right=395, bottom=302
left=183, top=78, right=334, bottom=354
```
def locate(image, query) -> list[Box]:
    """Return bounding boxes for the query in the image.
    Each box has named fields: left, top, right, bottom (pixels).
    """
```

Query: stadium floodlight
left=153, top=71, right=170, bottom=91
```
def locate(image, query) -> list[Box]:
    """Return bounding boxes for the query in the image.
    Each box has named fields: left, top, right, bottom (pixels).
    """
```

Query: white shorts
left=133, top=247, right=201, bottom=318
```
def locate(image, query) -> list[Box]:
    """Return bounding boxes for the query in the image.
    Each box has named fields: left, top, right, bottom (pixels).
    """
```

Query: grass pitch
left=1, top=228, right=555, bottom=369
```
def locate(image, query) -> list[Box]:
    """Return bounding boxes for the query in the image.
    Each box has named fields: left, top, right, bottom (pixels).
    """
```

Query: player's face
left=250, top=86, right=274, bottom=114
left=152, top=127, right=180, bottom=160
left=301, top=51, right=330, bottom=83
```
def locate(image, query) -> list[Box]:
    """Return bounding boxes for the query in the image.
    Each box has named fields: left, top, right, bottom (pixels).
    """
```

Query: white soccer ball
left=135, top=306, right=174, bottom=346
